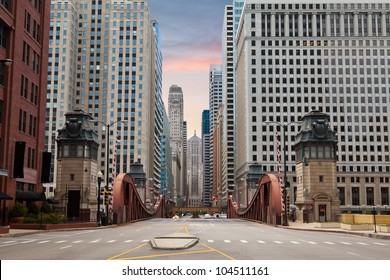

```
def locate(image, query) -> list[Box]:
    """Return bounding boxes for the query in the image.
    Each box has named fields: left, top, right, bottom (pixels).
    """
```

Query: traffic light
left=104, top=191, right=109, bottom=205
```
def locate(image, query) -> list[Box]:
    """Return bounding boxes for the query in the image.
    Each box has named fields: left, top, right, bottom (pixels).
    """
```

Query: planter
left=314, top=222, right=341, bottom=229
left=11, top=216, right=24, bottom=223
left=379, top=225, right=390, bottom=233
left=0, top=226, right=10, bottom=234
left=341, top=224, right=372, bottom=231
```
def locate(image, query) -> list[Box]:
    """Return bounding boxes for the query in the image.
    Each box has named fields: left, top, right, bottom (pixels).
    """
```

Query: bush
left=41, top=201, right=52, bottom=213
left=28, top=203, right=40, bottom=215
left=22, top=212, right=67, bottom=224
left=11, top=202, right=28, bottom=217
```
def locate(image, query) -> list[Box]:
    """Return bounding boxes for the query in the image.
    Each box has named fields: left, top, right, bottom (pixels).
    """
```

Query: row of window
left=24, top=10, right=41, bottom=43
left=22, top=42, right=40, bottom=74
left=18, top=109, right=37, bottom=137
left=339, top=187, right=389, bottom=206
left=249, top=3, right=390, bottom=10
left=20, top=75, right=39, bottom=105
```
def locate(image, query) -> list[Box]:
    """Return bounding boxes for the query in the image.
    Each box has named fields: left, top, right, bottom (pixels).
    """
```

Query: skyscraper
left=46, top=1, right=160, bottom=192
left=187, top=132, right=203, bottom=207
left=168, top=85, right=185, bottom=201
left=202, top=110, right=211, bottom=206
left=235, top=0, right=390, bottom=211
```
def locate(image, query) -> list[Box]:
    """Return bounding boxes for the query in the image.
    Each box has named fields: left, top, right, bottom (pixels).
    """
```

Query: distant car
left=204, top=213, right=211, bottom=219
left=220, top=213, right=227, bottom=219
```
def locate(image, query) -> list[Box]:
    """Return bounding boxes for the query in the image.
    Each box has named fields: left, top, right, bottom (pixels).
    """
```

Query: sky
left=148, top=0, right=232, bottom=139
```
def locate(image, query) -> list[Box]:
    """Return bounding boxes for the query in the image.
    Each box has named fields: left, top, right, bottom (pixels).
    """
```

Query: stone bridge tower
left=294, top=110, right=340, bottom=222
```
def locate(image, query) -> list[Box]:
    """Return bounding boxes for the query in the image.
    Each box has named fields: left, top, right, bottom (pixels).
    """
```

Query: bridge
left=112, top=173, right=284, bottom=225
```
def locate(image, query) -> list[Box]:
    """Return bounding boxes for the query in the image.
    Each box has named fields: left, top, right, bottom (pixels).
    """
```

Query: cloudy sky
left=148, top=0, right=232, bottom=138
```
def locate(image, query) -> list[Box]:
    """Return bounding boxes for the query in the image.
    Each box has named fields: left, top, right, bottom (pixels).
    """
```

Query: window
left=381, top=187, right=389, bottom=206
left=338, top=187, right=345, bottom=205
left=366, top=187, right=374, bottom=206
left=352, top=187, right=360, bottom=205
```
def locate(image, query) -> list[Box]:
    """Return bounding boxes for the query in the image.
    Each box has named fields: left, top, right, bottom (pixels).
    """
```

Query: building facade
left=0, top=0, right=51, bottom=224
left=46, top=1, right=161, bottom=194
left=187, top=133, right=203, bottom=207
left=235, top=0, right=390, bottom=212
left=202, top=110, right=211, bottom=206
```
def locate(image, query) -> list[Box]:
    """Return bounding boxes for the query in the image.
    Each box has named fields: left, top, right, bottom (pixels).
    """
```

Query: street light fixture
left=96, top=171, right=103, bottom=226
left=89, top=119, right=126, bottom=220
left=265, top=120, right=301, bottom=226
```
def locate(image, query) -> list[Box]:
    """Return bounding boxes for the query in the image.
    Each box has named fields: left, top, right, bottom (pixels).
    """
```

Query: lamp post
left=97, top=171, right=103, bottom=226
left=265, top=120, right=301, bottom=226
left=373, top=206, right=377, bottom=233
left=90, top=119, right=126, bottom=219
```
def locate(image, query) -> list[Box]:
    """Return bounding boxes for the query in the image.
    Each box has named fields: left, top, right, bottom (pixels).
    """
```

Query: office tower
left=187, top=132, right=203, bottom=207
left=0, top=0, right=51, bottom=223
left=202, top=110, right=211, bottom=206
left=222, top=5, right=236, bottom=196
left=235, top=0, right=390, bottom=211
left=46, top=1, right=159, bottom=192
left=168, top=85, right=185, bottom=201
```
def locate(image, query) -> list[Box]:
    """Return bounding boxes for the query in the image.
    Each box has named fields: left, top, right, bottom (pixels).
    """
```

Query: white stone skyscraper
left=187, top=133, right=203, bottom=207
left=235, top=0, right=390, bottom=211
left=46, top=0, right=161, bottom=191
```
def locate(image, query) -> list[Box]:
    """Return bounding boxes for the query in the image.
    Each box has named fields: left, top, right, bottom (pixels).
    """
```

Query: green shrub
left=41, top=201, right=52, bottom=213
left=11, top=202, right=28, bottom=217
left=28, top=203, right=40, bottom=215
left=22, top=212, right=67, bottom=224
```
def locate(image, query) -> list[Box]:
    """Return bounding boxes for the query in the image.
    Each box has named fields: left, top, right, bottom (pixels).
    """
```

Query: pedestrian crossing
left=0, top=238, right=388, bottom=247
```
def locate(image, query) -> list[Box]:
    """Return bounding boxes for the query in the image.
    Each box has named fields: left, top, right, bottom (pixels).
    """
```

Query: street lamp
left=90, top=119, right=126, bottom=219
left=265, top=120, right=301, bottom=226
left=96, top=171, right=103, bottom=226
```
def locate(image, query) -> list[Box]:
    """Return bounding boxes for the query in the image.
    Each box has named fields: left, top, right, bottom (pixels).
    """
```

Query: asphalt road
left=1, top=218, right=389, bottom=260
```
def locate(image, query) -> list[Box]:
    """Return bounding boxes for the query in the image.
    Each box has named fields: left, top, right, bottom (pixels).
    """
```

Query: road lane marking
left=208, top=240, right=214, bottom=243
left=107, top=243, right=148, bottom=260
left=107, top=240, right=116, bottom=243
left=273, top=241, right=283, bottom=244
left=224, top=240, right=231, bottom=243
left=324, top=242, right=335, bottom=245
left=20, top=240, right=36, bottom=244
left=37, top=240, right=50, bottom=244
left=72, top=240, right=84, bottom=244
left=307, top=241, right=317, bottom=244
left=202, top=244, right=236, bottom=260
left=55, top=240, right=66, bottom=244
left=340, top=242, right=352, bottom=245
left=290, top=241, right=300, bottom=244
left=257, top=240, right=266, bottom=244
left=240, top=240, right=248, bottom=243
left=373, top=242, right=387, bottom=246
left=347, top=252, right=361, bottom=256
left=2, top=241, right=17, bottom=244
left=90, top=239, right=101, bottom=243
left=141, top=240, right=149, bottom=243
left=357, top=242, right=368, bottom=246
left=124, top=240, right=133, bottom=243
left=59, top=245, right=72, bottom=250
left=115, top=249, right=214, bottom=260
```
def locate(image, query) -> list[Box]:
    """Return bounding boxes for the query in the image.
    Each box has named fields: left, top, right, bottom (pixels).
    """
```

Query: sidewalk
left=286, top=220, right=390, bottom=240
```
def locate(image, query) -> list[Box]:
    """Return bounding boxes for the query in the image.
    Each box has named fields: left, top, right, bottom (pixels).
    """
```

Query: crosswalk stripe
left=20, top=240, right=36, bottom=244
left=37, top=240, right=50, bottom=244
left=224, top=240, right=231, bottom=243
left=59, top=245, right=72, bottom=250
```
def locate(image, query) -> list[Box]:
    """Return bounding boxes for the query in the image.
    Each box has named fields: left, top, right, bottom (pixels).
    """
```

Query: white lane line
left=290, top=241, right=300, bottom=244
left=20, top=240, right=36, bottom=244
left=224, top=240, right=231, bottom=243
left=347, top=252, right=361, bottom=256
left=72, top=240, right=84, bottom=244
left=124, top=240, right=133, bottom=243
left=141, top=240, right=149, bottom=243
left=324, top=242, right=335, bottom=245
left=357, top=242, right=368, bottom=246
left=55, top=240, right=67, bottom=244
left=240, top=240, right=248, bottom=244
left=373, top=242, right=387, bottom=246
left=37, top=240, right=51, bottom=244
left=273, top=241, right=283, bottom=244
left=340, top=242, right=352, bottom=245
left=90, top=239, right=101, bottom=243
left=257, top=240, right=266, bottom=244
left=207, top=240, right=214, bottom=243
left=2, top=241, right=17, bottom=244
left=107, top=240, right=116, bottom=243
left=59, top=245, right=72, bottom=250
left=307, top=241, right=317, bottom=244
